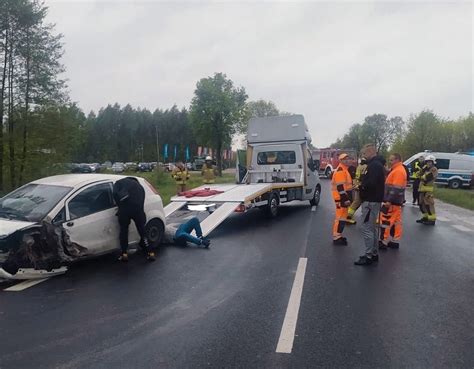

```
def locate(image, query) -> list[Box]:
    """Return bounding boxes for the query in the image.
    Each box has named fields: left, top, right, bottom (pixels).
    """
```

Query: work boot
left=146, top=251, right=156, bottom=261
left=118, top=252, right=129, bottom=262
left=333, top=237, right=348, bottom=246
left=388, top=242, right=399, bottom=249
left=378, top=241, right=388, bottom=250
left=416, top=218, right=427, bottom=223
left=354, top=255, right=374, bottom=266
left=423, top=220, right=436, bottom=226
left=371, top=253, right=379, bottom=262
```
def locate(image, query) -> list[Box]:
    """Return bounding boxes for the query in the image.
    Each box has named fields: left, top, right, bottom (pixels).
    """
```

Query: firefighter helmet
left=425, top=154, right=436, bottom=163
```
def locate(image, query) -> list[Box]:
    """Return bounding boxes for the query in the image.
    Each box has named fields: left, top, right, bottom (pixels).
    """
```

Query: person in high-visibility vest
left=411, top=156, right=425, bottom=205
left=331, top=153, right=353, bottom=245
left=417, top=155, right=438, bottom=225
left=201, top=156, right=217, bottom=184
left=379, top=153, right=407, bottom=249
left=172, top=162, right=190, bottom=194
left=346, top=157, right=367, bottom=224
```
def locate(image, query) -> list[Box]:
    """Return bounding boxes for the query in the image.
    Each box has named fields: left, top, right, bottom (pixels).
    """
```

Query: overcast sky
left=46, top=0, right=473, bottom=147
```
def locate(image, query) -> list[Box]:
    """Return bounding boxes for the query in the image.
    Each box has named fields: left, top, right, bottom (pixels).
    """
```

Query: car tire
left=448, top=179, right=462, bottom=189
left=325, top=167, right=333, bottom=179
left=310, top=185, right=321, bottom=206
left=145, top=219, right=164, bottom=248
left=265, top=193, right=279, bottom=218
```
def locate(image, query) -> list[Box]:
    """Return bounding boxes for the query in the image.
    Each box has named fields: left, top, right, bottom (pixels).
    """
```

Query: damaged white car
left=0, top=174, right=165, bottom=280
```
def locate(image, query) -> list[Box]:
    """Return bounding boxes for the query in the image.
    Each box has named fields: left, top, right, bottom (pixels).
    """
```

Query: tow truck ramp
left=163, top=182, right=306, bottom=237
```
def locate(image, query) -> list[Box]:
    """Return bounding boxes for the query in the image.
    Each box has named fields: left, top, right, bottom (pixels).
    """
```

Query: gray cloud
left=47, top=0, right=472, bottom=147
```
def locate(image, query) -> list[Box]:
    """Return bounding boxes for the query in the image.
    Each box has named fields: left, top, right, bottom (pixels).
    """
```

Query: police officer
left=172, top=162, right=190, bottom=194
left=417, top=155, right=438, bottom=225
left=113, top=177, right=155, bottom=262
left=201, top=156, right=217, bottom=184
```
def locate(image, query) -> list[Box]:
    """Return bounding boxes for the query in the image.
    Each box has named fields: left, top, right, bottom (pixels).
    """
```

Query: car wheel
left=145, top=219, right=164, bottom=248
left=325, top=167, right=333, bottom=179
left=310, top=185, right=321, bottom=206
left=448, top=179, right=462, bottom=189
left=265, top=193, right=279, bottom=218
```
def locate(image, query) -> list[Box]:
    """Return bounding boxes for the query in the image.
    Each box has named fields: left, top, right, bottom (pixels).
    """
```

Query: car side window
left=436, top=159, right=450, bottom=170
left=68, top=183, right=114, bottom=220
left=307, top=150, right=316, bottom=172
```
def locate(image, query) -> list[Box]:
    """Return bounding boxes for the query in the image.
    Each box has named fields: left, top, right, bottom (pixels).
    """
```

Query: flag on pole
left=185, top=146, right=190, bottom=161
left=174, top=145, right=178, bottom=161
left=197, top=146, right=202, bottom=156
left=163, top=144, right=168, bottom=160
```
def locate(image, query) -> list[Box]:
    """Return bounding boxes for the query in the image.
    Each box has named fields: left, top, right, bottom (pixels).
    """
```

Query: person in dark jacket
left=354, top=144, right=386, bottom=266
left=113, top=177, right=155, bottom=262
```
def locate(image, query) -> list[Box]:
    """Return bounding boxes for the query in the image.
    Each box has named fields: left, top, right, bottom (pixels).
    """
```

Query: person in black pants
left=113, top=177, right=155, bottom=262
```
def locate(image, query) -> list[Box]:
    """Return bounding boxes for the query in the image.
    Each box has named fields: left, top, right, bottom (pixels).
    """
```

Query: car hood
left=0, top=219, right=37, bottom=239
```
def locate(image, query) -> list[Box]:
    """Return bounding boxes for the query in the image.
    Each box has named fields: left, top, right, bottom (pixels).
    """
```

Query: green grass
left=434, top=186, right=474, bottom=211
left=133, top=170, right=236, bottom=206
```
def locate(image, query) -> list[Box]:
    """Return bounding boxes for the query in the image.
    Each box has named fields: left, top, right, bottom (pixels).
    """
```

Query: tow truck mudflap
left=0, top=266, right=68, bottom=280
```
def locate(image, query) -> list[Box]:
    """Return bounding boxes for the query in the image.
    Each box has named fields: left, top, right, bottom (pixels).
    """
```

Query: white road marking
left=276, top=257, right=308, bottom=354
left=4, top=278, right=50, bottom=291
left=452, top=225, right=471, bottom=233
left=311, top=206, right=316, bottom=212
left=436, top=216, right=450, bottom=222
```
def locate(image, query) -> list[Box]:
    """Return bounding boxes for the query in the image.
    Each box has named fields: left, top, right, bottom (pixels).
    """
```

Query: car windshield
left=0, top=184, right=72, bottom=222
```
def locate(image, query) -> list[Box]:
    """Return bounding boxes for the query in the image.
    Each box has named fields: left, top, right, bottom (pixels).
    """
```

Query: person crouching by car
left=113, top=177, right=155, bottom=262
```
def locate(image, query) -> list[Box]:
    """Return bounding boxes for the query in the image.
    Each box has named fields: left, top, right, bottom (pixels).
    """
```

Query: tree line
left=332, top=111, right=474, bottom=159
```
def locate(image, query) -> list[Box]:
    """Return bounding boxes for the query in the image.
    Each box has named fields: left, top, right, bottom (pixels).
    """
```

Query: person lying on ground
left=162, top=217, right=210, bottom=248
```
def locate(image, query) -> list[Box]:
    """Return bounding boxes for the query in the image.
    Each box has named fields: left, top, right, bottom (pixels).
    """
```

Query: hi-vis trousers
left=333, top=201, right=348, bottom=240
left=380, top=204, right=403, bottom=244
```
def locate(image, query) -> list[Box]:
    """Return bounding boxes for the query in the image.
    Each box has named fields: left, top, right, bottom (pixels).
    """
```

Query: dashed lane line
left=452, top=224, right=471, bottom=233
left=4, top=278, right=50, bottom=292
left=311, top=206, right=316, bottom=212
left=276, top=257, right=308, bottom=354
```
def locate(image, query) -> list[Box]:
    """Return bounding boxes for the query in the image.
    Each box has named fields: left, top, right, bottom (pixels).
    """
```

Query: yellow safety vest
left=172, top=168, right=190, bottom=185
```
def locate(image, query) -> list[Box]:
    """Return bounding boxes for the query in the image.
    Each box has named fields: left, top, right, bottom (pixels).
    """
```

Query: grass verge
left=134, top=170, right=236, bottom=206
left=434, top=186, right=474, bottom=211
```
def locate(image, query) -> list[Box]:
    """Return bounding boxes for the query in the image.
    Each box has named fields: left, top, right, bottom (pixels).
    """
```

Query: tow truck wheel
left=310, top=185, right=321, bottom=206
left=325, top=167, right=333, bottom=179
left=145, top=219, right=164, bottom=248
left=266, top=194, right=279, bottom=218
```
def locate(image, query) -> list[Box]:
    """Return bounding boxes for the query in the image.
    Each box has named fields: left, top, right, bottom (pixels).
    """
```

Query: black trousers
left=118, top=208, right=148, bottom=253
left=412, top=179, right=420, bottom=204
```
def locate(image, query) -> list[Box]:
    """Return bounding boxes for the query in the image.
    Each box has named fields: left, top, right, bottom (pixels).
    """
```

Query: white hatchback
left=0, top=174, right=165, bottom=279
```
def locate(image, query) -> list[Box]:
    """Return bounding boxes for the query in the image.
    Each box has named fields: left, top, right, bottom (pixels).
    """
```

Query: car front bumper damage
left=0, top=222, right=88, bottom=280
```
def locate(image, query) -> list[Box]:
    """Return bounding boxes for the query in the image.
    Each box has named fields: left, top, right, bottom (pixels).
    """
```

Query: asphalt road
left=1, top=180, right=473, bottom=369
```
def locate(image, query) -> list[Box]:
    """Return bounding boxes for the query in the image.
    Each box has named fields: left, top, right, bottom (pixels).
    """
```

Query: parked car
left=164, top=163, right=176, bottom=172
left=71, top=163, right=93, bottom=173
left=137, top=162, right=152, bottom=172
left=186, top=162, right=193, bottom=170
left=112, top=162, right=125, bottom=173
left=0, top=174, right=165, bottom=280
left=404, top=151, right=474, bottom=189
left=125, top=162, right=138, bottom=171
left=192, top=156, right=206, bottom=171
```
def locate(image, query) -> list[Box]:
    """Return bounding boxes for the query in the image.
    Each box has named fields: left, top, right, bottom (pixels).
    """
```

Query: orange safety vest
left=384, top=162, right=407, bottom=205
left=331, top=164, right=353, bottom=202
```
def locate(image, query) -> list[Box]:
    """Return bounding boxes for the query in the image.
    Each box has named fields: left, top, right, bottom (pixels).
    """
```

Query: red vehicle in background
left=312, top=148, right=358, bottom=179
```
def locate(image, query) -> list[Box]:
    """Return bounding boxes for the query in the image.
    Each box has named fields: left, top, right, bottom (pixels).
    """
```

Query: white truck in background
left=165, top=115, right=321, bottom=236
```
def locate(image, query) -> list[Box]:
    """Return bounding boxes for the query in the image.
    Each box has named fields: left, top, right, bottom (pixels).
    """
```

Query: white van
left=404, top=151, right=474, bottom=189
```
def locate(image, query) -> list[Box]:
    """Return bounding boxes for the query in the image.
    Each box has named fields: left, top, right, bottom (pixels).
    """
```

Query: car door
left=64, top=182, right=119, bottom=255
left=305, top=148, right=318, bottom=199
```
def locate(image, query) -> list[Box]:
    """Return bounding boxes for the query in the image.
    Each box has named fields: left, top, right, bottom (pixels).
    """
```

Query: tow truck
left=164, top=115, right=321, bottom=236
